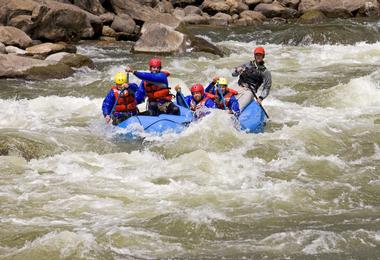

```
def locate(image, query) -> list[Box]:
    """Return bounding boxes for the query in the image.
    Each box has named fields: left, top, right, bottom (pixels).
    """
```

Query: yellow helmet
left=218, top=77, right=228, bottom=85
left=114, top=72, right=127, bottom=85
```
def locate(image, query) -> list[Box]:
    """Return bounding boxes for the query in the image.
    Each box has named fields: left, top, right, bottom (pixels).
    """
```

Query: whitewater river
left=1, top=19, right=380, bottom=259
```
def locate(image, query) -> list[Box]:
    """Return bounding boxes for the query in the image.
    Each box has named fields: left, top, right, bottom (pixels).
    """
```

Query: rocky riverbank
left=0, top=0, right=379, bottom=80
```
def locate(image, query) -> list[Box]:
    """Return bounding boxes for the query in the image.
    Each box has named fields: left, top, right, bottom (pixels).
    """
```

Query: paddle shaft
left=177, top=90, right=190, bottom=109
left=246, top=83, right=270, bottom=119
left=216, top=83, right=227, bottom=110
left=110, top=72, right=129, bottom=117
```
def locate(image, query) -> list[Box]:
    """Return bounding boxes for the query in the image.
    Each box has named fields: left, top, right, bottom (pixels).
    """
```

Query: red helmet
left=190, top=83, right=204, bottom=96
left=149, top=58, right=162, bottom=67
left=254, top=47, right=265, bottom=56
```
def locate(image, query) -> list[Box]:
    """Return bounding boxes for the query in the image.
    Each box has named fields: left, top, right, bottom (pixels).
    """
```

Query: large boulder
left=141, top=13, right=182, bottom=32
left=110, top=0, right=160, bottom=22
left=184, top=5, right=202, bottom=15
left=5, top=46, right=26, bottom=55
left=0, top=0, right=103, bottom=42
left=111, top=14, right=136, bottom=34
left=239, top=10, right=267, bottom=21
left=173, top=8, right=186, bottom=19
left=245, top=0, right=261, bottom=7
left=278, top=0, right=300, bottom=9
left=210, top=12, right=233, bottom=26
left=201, top=0, right=231, bottom=14
left=298, top=9, right=326, bottom=23
left=298, top=0, right=380, bottom=17
left=72, top=0, right=106, bottom=15
left=134, top=14, right=223, bottom=56
left=133, top=23, right=188, bottom=54
left=236, top=10, right=266, bottom=25
left=254, top=2, right=298, bottom=18
left=0, top=53, right=73, bottom=80
left=99, top=13, right=115, bottom=25
left=0, top=42, right=5, bottom=53
left=32, top=0, right=103, bottom=41
left=177, top=24, right=224, bottom=56
left=201, top=0, right=248, bottom=15
left=182, top=14, right=210, bottom=24
left=25, top=42, right=76, bottom=57
left=155, top=0, right=174, bottom=13
left=102, top=26, right=117, bottom=37
left=46, top=52, right=95, bottom=69
left=0, top=26, right=33, bottom=48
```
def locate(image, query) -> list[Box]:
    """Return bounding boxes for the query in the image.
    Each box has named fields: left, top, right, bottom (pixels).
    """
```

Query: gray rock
left=254, top=2, right=298, bottom=18
left=210, top=12, right=232, bottom=26
left=72, top=0, right=106, bottom=15
left=0, top=53, right=73, bottom=80
left=239, top=10, right=266, bottom=22
left=299, top=0, right=379, bottom=17
left=133, top=23, right=188, bottom=54
left=58, top=53, right=95, bottom=69
left=0, top=26, right=33, bottom=48
left=26, top=42, right=77, bottom=57
left=141, top=13, right=182, bottom=33
left=5, top=46, right=27, bottom=55
left=298, top=10, right=327, bottom=23
left=111, top=14, right=136, bottom=34
left=45, top=52, right=71, bottom=62
left=110, top=0, right=160, bottom=22
left=102, top=26, right=117, bottom=37
left=173, top=8, right=186, bottom=19
left=201, top=0, right=230, bottom=14
left=184, top=5, right=202, bottom=16
left=0, top=42, right=5, bottom=54
left=99, top=13, right=115, bottom=24
left=278, top=0, right=300, bottom=9
left=182, top=14, right=210, bottom=24
left=0, top=0, right=103, bottom=42
left=155, top=0, right=174, bottom=13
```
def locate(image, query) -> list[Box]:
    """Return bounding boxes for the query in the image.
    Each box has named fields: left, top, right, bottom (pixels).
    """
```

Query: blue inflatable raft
left=116, top=99, right=266, bottom=136
left=117, top=105, right=193, bottom=134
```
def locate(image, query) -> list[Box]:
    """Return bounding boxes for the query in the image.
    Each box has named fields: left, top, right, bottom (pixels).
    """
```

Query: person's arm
left=134, top=71, right=168, bottom=86
left=232, top=62, right=250, bottom=77
left=205, top=82, right=216, bottom=94
left=184, top=95, right=192, bottom=107
left=229, top=96, right=240, bottom=115
left=205, top=98, right=216, bottom=108
left=205, top=76, right=219, bottom=94
left=126, top=83, right=138, bottom=96
left=259, top=69, right=272, bottom=100
left=134, top=82, right=146, bottom=104
left=102, top=90, right=115, bottom=123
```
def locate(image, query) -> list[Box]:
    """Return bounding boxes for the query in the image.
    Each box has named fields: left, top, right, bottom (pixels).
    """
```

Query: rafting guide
left=232, top=46, right=272, bottom=113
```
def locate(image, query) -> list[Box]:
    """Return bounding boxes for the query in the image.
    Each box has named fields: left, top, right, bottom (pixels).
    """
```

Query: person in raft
left=125, top=58, right=180, bottom=116
left=232, top=46, right=272, bottom=110
left=175, top=83, right=216, bottom=119
left=205, top=77, right=240, bottom=116
left=102, top=72, right=139, bottom=125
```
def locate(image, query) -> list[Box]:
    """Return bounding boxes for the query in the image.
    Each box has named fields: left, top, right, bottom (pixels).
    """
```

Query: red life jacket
left=190, top=95, right=211, bottom=111
left=111, top=86, right=137, bottom=113
left=215, top=88, right=238, bottom=109
left=143, top=70, right=172, bottom=102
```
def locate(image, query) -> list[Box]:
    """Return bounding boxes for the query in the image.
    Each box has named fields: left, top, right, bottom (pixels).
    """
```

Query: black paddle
left=245, top=83, right=270, bottom=119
